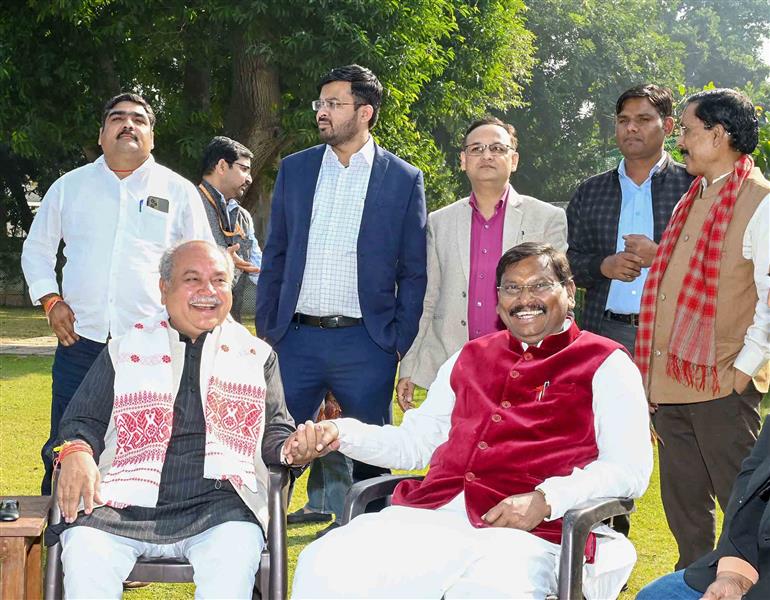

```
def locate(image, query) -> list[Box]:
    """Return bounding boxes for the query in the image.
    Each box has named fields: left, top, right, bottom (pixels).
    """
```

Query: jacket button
left=523, top=352, right=533, bottom=361
left=684, top=234, right=690, bottom=241
left=491, top=414, right=502, bottom=423
left=465, top=472, right=476, bottom=481
left=462, top=291, right=467, bottom=298
left=510, top=370, right=520, bottom=378
left=478, top=441, right=488, bottom=450
left=654, top=350, right=662, bottom=357
left=461, top=320, right=466, bottom=326
left=501, top=401, right=511, bottom=409
left=660, top=293, right=666, bottom=300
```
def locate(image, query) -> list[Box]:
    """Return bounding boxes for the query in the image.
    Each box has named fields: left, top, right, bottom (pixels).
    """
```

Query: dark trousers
left=42, top=337, right=106, bottom=494
left=653, top=389, right=761, bottom=570
left=276, top=322, right=397, bottom=517
left=598, top=317, right=637, bottom=355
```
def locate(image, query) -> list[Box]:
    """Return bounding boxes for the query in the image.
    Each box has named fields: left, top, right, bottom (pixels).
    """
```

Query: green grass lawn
left=0, top=306, right=51, bottom=339
left=4, top=316, right=765, bottom=598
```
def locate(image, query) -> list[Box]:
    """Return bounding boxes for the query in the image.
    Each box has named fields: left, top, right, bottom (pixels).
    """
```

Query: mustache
left=509, top=302, right=546, bottom=316
left=189, top=295, right=222, bottom=307
left=117, top=128, right=137, bottom=141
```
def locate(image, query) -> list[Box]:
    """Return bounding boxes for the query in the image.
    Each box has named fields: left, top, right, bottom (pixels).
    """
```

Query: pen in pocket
left=139, top=199, right=144, bottom=212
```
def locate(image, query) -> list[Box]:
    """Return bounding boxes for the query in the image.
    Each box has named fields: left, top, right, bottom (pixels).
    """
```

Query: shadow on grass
left=0, top=355, right=53, bottom=381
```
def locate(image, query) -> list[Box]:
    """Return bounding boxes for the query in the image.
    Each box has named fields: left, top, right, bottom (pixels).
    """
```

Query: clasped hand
left=282, top=421, right=340, bottom=466
left=481, top=490, right=551, bottom=530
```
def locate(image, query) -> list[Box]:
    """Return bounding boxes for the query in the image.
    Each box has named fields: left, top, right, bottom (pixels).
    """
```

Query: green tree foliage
left=662, top=0, right=770, bottom=89
left=504, top=0, right=684, bottom=204
left=0, top=0, right=534, bottom=236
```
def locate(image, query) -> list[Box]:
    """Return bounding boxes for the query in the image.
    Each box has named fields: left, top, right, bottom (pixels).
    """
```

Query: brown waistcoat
left=649, top=168, right=769, bottom=404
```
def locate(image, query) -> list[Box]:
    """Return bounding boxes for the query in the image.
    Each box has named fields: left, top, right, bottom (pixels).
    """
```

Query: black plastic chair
left=44, top=465, right=291, bottom=600
left=340, top=474, right=635, bottom=600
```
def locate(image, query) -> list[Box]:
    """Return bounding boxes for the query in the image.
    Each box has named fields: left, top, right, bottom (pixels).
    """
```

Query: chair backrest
left=44, top=466, right=290, bottom=600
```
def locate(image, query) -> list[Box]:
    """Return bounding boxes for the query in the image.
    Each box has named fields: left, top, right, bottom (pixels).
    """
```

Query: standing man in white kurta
left=292, top=243, right=652, bottom=599
left=21, top=92, right=213, bottom=494
left=396, top=116, right=566, bottom=410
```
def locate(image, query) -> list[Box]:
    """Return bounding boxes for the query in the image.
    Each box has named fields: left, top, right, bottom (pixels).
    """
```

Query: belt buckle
left=321, top=316, right=340, bottom=329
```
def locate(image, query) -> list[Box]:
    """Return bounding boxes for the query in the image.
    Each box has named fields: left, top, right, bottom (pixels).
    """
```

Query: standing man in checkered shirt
left=566, top=84, right=693, bottom=355
left=256, top=65, right=427, bottom=536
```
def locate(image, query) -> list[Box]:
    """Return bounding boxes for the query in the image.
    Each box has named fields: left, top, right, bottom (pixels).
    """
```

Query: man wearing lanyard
left=21, top=92, right=213, bottom=494
left=198, top=136, right=262, bottom=321
left=567, top=84, right=693, bottom=354
left=396, top=116, right=567, bottom=411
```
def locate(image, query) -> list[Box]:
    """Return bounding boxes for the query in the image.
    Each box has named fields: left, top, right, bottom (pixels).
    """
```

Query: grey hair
left=159, top=240, right=235, bottom=286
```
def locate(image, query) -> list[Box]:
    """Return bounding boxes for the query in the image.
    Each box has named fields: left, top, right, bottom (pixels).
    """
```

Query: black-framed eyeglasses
left=463, top=143, right=515, bottom=156
left=497, top=280, right=569, bottom=298
left=311, top=99, right=361, bottom=111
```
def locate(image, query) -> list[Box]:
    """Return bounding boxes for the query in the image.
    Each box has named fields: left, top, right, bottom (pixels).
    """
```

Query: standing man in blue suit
left=256, top=64, right=427, bottom=535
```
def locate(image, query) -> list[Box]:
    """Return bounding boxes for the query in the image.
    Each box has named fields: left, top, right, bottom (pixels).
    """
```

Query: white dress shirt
left=334, top=326, right=653, bottom=521
left=700, top=173, right=770, bottom=375
left=295, top=137, right=375, bottom=317
left=22, top=155, right=213, bottom=342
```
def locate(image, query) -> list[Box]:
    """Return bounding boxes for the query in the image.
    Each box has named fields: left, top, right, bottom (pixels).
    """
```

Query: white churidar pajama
left=60, top=521, right=264, bottom=599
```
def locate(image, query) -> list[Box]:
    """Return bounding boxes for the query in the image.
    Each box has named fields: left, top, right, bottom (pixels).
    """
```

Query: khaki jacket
left=400, top=186, right=567, bottom=388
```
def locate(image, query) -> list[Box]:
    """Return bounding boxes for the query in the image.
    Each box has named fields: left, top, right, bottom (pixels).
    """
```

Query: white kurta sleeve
left=21, top=178, right=64, bottom=304
left=334, top=351, right=459, bottom=470
left=537, top=349, right=653, bottom=520
left=734, top=193, right=770, bottom=376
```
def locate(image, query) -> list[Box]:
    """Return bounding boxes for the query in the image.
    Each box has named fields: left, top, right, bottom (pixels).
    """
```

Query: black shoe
left=314, top=521, right=341, bottom=539
left=287, top=508, right=333, bottom=525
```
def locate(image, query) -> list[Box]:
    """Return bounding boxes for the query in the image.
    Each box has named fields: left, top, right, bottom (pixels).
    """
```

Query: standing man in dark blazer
left=567, top=84, right=693, bottom=353
left=256, top=64, right=427, bottom=534
left=637, top=413, right=770, bottom=600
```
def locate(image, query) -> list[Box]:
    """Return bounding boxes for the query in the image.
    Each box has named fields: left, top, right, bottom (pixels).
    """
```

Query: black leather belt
left=293, top=313, right=363, bottom=328
left=604, top=310, right=639, bottom=327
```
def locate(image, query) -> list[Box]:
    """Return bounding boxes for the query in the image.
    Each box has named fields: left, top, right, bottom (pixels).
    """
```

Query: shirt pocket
left=140, top=207, right=169, bottom=245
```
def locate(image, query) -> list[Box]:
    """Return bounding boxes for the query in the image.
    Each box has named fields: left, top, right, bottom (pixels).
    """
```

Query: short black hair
left=463, top=116, right=518, bottom=150
left=616, top=84, right=674, bottom=120
left=685, top=88, right=759, bottom=154
left=496, top=242, right=573, bottom=286
left=101, top=93, right=156, bottom=127
left=317, top=64, right=383, bottom=128
left=200, top=136, right=253, bottom=176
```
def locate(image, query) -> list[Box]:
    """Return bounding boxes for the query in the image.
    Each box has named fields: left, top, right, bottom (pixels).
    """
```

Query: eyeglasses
left=675, top=123, right=714, bottom=138
left=311, top=99, right=360, bottom=112
left=232, top=162, right=251, bottom=173
left=463, top=143, right=515, bottom=156
left=497, top=280, right=568, bottom=298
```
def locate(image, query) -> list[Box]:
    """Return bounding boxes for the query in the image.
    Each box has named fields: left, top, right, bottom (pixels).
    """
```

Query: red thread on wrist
left=55, top=440, right=93, bottom=468
left=43, top=295, right=63, bottom=315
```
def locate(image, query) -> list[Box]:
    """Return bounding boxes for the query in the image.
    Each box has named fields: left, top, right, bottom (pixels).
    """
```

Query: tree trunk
left=224, top=31, right=285, bottom=240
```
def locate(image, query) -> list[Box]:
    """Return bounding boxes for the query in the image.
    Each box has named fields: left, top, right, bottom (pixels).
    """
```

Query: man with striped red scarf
left=635, top=88, right=770, bottom=572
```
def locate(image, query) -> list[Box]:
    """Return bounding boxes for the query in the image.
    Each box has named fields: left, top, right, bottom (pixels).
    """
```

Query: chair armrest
left=44, top=472, right=63, bottom=600
left=266, top=464, right=291, bottom=600
left=557, top=497, right=635, bottom=600
left=340, top=474, right=423, bottom=525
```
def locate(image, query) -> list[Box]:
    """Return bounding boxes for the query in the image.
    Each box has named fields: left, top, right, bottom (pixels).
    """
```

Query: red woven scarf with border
left=634, top=154, right=754, bottom=395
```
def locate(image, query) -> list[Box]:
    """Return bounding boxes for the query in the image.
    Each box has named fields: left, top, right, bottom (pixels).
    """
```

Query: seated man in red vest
left=290, top=242, right=653, bottom=599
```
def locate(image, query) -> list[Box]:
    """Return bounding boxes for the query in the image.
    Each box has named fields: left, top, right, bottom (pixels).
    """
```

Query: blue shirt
left=604, top=154, right=666, bottom=314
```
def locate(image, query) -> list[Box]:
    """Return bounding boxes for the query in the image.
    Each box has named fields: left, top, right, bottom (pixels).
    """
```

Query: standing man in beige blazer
left=397, top=117, right=567, bottom=408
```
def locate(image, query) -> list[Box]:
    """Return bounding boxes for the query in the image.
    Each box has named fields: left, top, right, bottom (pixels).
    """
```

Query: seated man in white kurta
left=290, top=242, right=653, bottom=599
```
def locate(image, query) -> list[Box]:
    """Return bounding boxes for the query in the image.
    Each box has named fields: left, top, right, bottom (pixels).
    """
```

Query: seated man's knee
left=61, top=527, right=139, bottom=598
left=185, top=522, right=264, bottom=596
